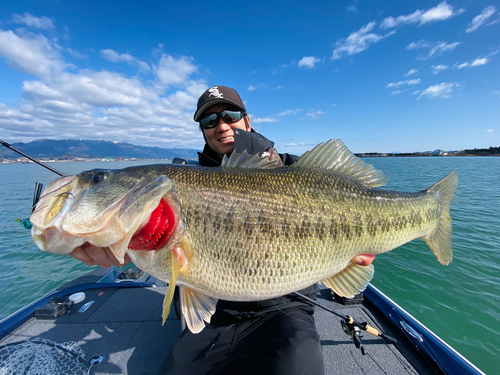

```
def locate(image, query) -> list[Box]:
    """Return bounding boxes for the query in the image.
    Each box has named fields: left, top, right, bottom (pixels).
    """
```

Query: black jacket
left=198, top=130, right=318, bottom=319
left=198, top=129, right=299, bottom=167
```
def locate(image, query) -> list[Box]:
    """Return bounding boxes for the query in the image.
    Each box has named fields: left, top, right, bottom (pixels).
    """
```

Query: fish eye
left=91, top=171, right=107, bottom=183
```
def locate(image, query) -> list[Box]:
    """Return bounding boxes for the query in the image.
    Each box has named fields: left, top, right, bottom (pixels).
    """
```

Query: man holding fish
left=69, top=85, right=376, bottom=374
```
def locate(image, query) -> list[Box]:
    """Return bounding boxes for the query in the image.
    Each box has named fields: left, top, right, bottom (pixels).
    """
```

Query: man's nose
left=217, top=117, right=231, bottom=130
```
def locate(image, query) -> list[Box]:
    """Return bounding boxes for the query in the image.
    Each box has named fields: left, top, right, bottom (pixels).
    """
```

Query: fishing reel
left=341, top=316, right=366, bottom=355
left=341, top=315, right=397, bottom=356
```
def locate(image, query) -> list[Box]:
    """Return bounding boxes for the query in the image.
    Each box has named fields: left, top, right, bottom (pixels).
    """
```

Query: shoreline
left=2, top=153, right=500, bottom=164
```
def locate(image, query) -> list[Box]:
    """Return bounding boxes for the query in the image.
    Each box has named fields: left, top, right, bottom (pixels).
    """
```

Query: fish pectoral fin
left=322, top=263, right=374, bottom=298
left=161, top=252, right=182, bottom=325
left=181, top=287, right=218, bottom=334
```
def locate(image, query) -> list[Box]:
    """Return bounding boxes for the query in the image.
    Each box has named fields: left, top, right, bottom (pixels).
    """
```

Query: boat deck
left=0, top=268, right=472, bottom=374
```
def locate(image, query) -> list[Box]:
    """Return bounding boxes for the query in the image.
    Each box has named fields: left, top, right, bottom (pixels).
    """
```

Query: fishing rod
left=0, top=139, right=65, bottom=177
left=293, top=291, right=397, bottom=355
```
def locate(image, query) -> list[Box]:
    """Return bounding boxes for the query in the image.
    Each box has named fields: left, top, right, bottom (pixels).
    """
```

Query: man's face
left=201, top=103, right=251, bottom=158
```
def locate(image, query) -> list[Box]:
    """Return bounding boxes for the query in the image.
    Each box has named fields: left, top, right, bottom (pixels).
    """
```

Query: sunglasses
left=199, top=110, right=246, bottom=129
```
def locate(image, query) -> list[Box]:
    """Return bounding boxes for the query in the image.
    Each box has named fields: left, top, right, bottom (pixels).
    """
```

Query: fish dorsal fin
left=180, top=287, right=218, bottom=334
left=321, top=263, right=374, bottom=298
left=291, top=138, right=389, bottom=188
left=221, top=147, right=283, bottom=169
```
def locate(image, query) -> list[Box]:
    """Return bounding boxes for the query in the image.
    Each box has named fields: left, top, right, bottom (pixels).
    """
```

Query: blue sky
left=0, top=1, right=498, bottom=154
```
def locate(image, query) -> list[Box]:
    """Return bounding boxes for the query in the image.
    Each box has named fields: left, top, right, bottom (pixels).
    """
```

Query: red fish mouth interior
left=128, top=199, right=175, bottom=251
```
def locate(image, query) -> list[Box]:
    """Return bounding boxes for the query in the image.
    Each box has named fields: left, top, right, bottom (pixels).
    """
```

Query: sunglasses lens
left=200, top=114, right=219, bottom=129
left=199, top=110, right=244, bottom=129
left=221, top=110, right=243, bottom=124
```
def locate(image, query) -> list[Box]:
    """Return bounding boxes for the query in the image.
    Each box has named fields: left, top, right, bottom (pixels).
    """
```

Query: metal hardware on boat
left=116, top=279, right=137, bottom=283
left=400, top=321, right=424, bottom=342
left=117, top=267, right=145, bottom=281
left=88, top=354, right=106, bottom=366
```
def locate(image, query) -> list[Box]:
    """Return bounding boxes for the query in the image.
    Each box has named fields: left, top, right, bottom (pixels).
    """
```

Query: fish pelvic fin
left=322, top=263, right=374, bottom=298
left=291, top=138, right=389, bottom=188
left=180, top=287, right=218, bottom=334
left=162, top=249, right=183, bottom=325
left=422, top=171, right=458, bottom=265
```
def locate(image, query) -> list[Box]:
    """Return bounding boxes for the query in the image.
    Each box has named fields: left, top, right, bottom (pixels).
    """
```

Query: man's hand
left=70, top=243, right=131, bottom=267
left=351, top=254, right=375, bottom=266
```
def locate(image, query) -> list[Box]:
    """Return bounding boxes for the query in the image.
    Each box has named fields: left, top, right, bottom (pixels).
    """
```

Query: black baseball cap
left=194, top=85, right=247, bottom=121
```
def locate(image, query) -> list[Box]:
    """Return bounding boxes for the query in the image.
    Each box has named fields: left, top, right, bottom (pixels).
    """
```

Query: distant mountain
left=2, top=139, right=200, bottom=160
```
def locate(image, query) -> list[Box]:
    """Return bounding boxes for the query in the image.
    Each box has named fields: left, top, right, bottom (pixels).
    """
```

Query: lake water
left=0, top=157, right=498, bottom=374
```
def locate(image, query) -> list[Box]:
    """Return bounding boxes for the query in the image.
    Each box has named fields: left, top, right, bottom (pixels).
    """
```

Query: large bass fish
left=30, top=139, right=457, bottom=333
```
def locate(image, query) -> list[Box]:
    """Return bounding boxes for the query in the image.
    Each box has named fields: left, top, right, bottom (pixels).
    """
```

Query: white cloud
left=154, top=54, right=198, bottom=87
left=271, top=62, right=294, bottom=74
left=13, top=13, right=54, bottom=30
left=305, top=110, right=325, bottom=119
left=418, top=82, right=458, bottom=99
left=386, top=78, right=420, bottom=88
left=391, top=89, right=408, bottom=95
left=432, top=65, right=449, bottom=74
left=466, top=6, right=497, bottom=33
left=101, top=49, right=150, bottom=72
left=406, top=40, right=461, bottom=59
left=455, top=52, right=498, bottom=69
left=277, top=109, right=300, bottom=116
left=332, top=22, right=395, bottom=60
left=298, top=56, right=320, bottom=69
left=0, top=28, right=67, bottom=78
left=405, top=68, right=419, bottom=77
left=251, top=116, right=279, bottom=123
left=67, top=48, right=87, bottom=59
left=273, top=85, right=283, bottom=91
left=470, top=58, right=488, bottom=67
left=428, top=42, right=461, bottom=57
left=247, top=83, right=266, bottom=91
left=0, top=25, right=208, bottom=147
left=280, top=142, right=311, bottom=148
left=380, top=2, right=464, bottom=29
left=486, top=129, right=494, bottom=133
left=346, top=5, right=357, bottom=13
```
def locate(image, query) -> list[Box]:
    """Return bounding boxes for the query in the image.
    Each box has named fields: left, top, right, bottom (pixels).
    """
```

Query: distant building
left=430, top=149, right=444, bottom=156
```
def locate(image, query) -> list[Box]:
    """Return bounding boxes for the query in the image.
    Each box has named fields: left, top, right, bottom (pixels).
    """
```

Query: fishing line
left=268, top=299, right=310, bottom=326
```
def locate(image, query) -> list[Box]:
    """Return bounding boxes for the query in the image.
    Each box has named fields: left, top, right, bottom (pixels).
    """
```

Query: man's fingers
left=70, top=245, right=97, bottom=266
left=70, top=243, right=131, bottom=268
left=351, top=254, right=376, bottom=266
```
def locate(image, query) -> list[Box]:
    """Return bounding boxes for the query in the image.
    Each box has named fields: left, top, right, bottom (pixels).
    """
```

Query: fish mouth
left=128, top=198, right=175, bottom=251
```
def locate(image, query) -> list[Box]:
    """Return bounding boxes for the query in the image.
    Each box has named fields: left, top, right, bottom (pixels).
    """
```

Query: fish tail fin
left=422, top=171, right=458, bottom=265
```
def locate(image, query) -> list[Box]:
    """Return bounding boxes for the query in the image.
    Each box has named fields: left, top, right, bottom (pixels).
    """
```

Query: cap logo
left=208, top=86, right=223, bottom=99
